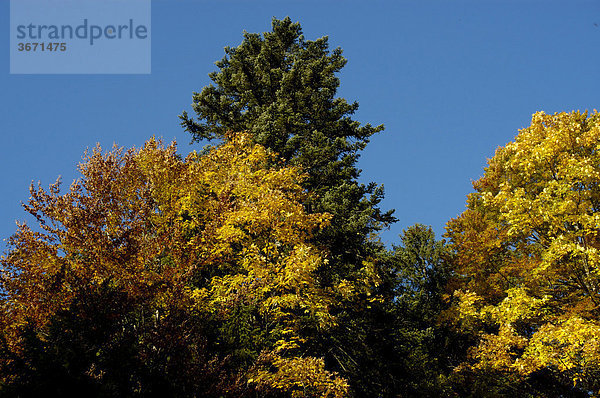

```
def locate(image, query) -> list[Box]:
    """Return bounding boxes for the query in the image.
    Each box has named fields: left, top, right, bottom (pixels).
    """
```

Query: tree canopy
left=446, top=110, right=600, bottom=396
left=0, top=134, right=349, bottom=397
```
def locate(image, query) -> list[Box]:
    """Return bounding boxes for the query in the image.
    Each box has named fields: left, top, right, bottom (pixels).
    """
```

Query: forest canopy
left=1, top=16, right=599, bottom=398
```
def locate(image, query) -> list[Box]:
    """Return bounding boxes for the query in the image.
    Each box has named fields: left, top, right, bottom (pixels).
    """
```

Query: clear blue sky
left=1, top=0, right=599, bottom=249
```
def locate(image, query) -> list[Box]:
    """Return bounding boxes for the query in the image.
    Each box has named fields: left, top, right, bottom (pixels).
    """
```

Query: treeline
left=1, top=18, right=599, bottom=397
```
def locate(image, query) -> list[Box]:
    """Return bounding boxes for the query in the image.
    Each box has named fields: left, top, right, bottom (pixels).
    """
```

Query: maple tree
left=0, top=133, right=349, bottom=397
left=446, top=110, right=600, bottom=395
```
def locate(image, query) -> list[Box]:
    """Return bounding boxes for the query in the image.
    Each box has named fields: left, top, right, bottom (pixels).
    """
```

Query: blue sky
left=1, top=0, right=599, bottom=249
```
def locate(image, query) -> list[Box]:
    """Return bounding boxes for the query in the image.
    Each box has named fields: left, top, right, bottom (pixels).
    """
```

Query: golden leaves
left=522, top=317, right=600, bottom=379
left=447, top=111, right=600, bottom=389
left=250, top=352, right=349, bottom=398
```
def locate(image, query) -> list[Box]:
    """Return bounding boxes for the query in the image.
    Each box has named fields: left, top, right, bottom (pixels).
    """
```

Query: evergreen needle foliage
left=180, top=17, right=396, bottom=281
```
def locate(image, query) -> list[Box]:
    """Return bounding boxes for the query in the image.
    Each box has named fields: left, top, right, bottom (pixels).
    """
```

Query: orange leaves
left=1, top=132, right=347, bottom=395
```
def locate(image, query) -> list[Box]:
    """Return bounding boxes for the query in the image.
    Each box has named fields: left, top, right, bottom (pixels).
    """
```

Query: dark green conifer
left=180, top=17, right=395, bottom=284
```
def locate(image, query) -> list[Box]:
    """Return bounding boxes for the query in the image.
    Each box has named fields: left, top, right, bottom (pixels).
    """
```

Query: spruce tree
left=180, top=17, right=398, bottom=395
left=180, top=17, right=395, bottom=283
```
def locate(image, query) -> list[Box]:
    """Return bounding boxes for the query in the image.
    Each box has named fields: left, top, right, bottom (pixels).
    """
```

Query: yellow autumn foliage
left=447, top=111, right=600, bottom=391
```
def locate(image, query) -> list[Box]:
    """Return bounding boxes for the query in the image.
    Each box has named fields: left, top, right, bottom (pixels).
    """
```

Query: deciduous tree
left=0, top=133, right=348, bottom=397
left=446, top=111, right=600, bottom=396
